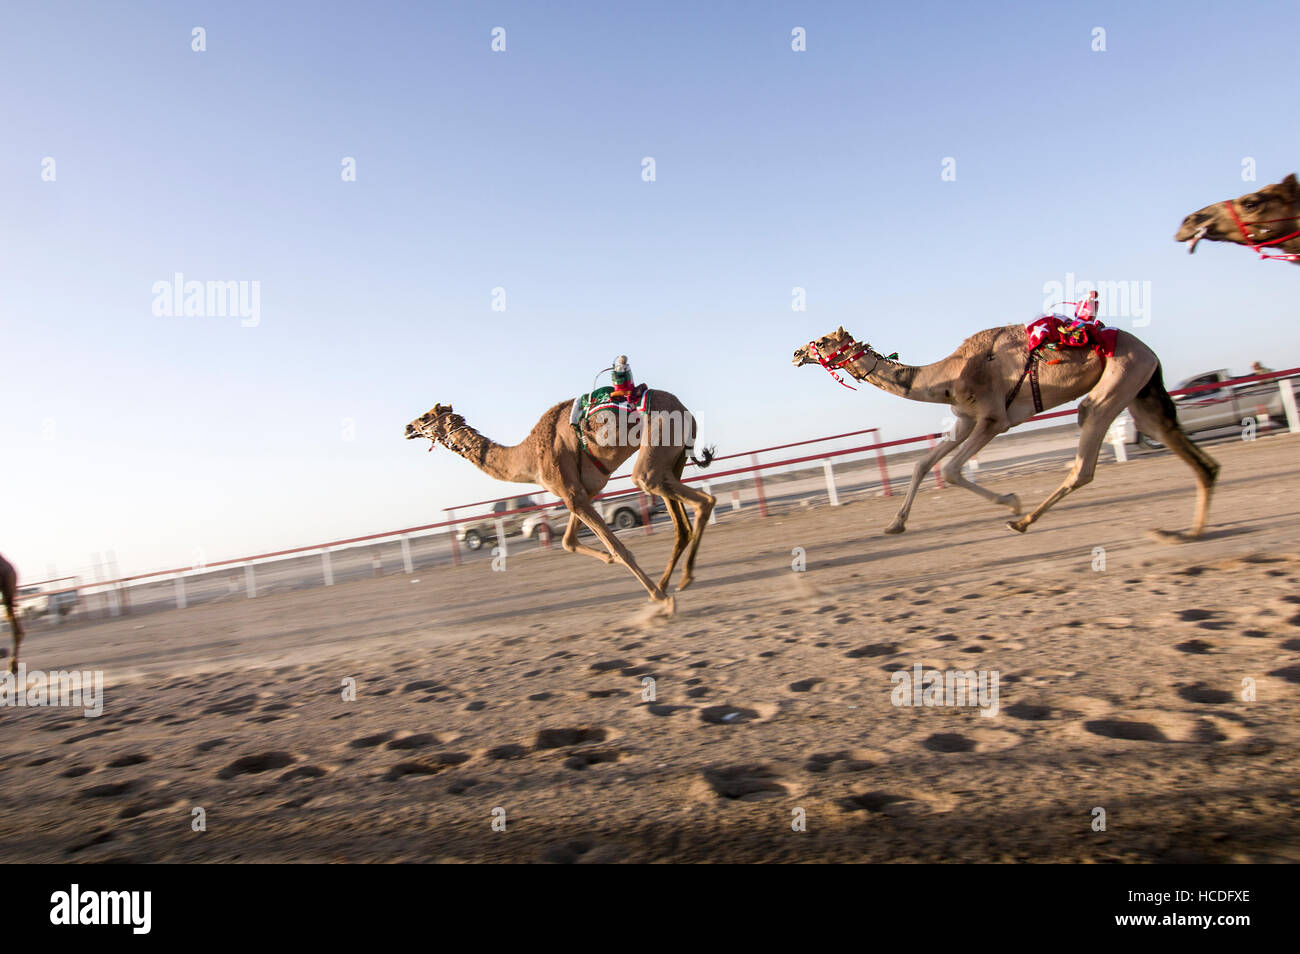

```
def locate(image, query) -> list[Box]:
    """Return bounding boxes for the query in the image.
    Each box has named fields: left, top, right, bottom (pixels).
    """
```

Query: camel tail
left=687, top=445, right=716, bottom=469
left=1134, top=363, right=1220, bottom=538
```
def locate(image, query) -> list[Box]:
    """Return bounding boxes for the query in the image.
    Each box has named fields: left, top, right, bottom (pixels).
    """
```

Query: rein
left=808, top=339, right=873, bottom=390
left=1221, top=200, right=1300, bottom=262
left=424, top=413, right=475, bottom=453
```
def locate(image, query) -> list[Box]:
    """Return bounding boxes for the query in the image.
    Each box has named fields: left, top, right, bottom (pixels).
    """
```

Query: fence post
left=822, top=459, right=839, bottom=506
left=322, top=549, right=334, bottom=586
left=401, top=534, right=414, bottom=573
left=1280, top=379, right=1300, bottom=433
left=640, top=492, right=653, bottom=535
left=702, top=481, right=718, bottom=524
left=244, top=563, right=256, bottom=598
left=446, top=508, right=461, bottom=566
left=174, top=574, right=187, bottom=610
left=1110, top=431, right=1128, bottom=463
left=751, top=454, right=768, bottom=517
left=927, top=436, right=945, bottom=488
left=874, top=444, right=893, bottom=496
left=494, top=518, right=508, bottom=559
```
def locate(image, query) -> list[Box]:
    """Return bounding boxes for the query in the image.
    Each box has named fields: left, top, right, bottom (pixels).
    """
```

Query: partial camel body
left=1176, top=173, right=1300, bottom=263
left=406, top=391, right=715, bottom=610
left=1, top=554, right=23, bottom=674
left=793, top=324, right=1219, bottom=538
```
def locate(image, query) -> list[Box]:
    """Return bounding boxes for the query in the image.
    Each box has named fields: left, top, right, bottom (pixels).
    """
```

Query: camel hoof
left=1148, top=529, right=1190, bottom=545
left=677, top=574, right=694, bottom=592
left=1000, top=494, right=1022, bottom=515
left=883, top=522, right=906, bottom=535
left=1006, top=519, right=1028, bottom=534
left=654, top=594, right=676, bottom=616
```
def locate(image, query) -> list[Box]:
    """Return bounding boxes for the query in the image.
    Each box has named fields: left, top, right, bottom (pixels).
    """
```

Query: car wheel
left=464, top=530, right=483, bottom=551
left=613, top=508, right=639, bottom=530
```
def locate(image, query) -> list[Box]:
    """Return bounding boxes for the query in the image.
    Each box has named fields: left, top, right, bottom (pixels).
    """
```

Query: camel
left=1, top=554, right=23, bottom=674
left=405, top=390, right=715, bottom=611
left=1176, top=173, right=1300, bottom=263
left=793, top=323, right=1220, bottom=538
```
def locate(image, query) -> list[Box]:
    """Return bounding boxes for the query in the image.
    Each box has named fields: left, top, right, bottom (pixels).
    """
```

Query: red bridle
left=808, top=339, right=871, bottom=390
left=1221, top=199, right=1300, bottom=262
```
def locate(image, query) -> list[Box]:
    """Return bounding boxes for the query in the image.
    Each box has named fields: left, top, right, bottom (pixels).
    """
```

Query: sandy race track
left=2, top=435, right=1298, bottom=863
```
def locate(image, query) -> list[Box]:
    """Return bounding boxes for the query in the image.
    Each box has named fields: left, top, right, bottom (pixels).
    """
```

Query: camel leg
left=656, top=498, right=691, bottom=593
left=885, top=415, right=986, bottom=533
left=559, top=513, right=616, bottom=564
left=3, top=596, right=20, bottom=675
left=938, top=416, right=1021, bottom=511
left=562, top=492, right=673, bottom=607
left=1009, top=360, right=1153, bottom=533
left=1127, top=365, right=1220, bottom=539
left=635, top=475, right=714, bottom=591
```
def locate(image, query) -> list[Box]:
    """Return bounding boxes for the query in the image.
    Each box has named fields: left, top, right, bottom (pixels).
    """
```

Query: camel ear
left=1282, top=173, right=1299, bottom=198
left=836, top=325, right=846, bottom=336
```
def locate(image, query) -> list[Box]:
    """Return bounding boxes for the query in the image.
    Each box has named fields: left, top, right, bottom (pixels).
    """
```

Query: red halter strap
left=1221, top=200, right=1300, bottom=262
left=808, top=339, right=870, bottom=390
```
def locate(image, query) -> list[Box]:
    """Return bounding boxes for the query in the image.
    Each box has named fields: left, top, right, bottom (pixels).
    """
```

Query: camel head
left=405, top=403, right=466, bottom=445
left=792, top=326, right=870, bottom=367
left=1176, top=174, right=1300, bottom=261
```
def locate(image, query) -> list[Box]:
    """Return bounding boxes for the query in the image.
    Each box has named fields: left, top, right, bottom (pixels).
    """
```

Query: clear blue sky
left=2, top=0, right=1297, bottom=580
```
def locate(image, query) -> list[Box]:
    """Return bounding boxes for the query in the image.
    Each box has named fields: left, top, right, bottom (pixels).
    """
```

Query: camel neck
left=853, top=356, right=953, bottom=404
left=444, top=426, right=537, bottom=483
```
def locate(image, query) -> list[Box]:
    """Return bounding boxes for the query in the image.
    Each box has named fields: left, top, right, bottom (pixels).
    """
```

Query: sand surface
left=2, top=435, right=1298, bottom=863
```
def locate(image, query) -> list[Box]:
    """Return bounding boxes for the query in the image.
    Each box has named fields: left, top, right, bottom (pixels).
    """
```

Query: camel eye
left=1242, top=197, right=1260, bottom=211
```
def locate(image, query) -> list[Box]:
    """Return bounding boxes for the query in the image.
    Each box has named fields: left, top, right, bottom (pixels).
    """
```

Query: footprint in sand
left=589, top=659, right=635, bottom=673
left=541, top=838, right=623, bottom=864
left=217, top=751, right=296, bottom=779
left=846, top=642, right=900, bottom=659
left=1177, top=683, right=1234, bottom=705
left=65, top=831, right=116, bottom=856
left=562, top=748, right=626, bottom=770
left=384, top=752, right=469, bottom=780
left=1003, top=702, right=1054, bottom=721
left=484, top=743, right=530, bottom=760
left=788, top=678, right=822, bottom=693
left=535, top=727, right=607, bottom=748
left=280, top=764, right=330, bottom=781
left=203, top=694, right=259, bottom=716
left=804, top=749, right=882, bottom=774
left=1084, top=719, right=1168, bottom=742
left=643, top=703, right=691, bottom=717
left=118, top=797, right=175, bottom=819
left=700, top=763, right=789, bottom=801
left=921, top=728, right=1020, bottom=754
left=1174, top=639, right=1217, bottom=654
left=81, top=780, right=142, bottom=799
left=106, top=753, right=150, bottom=768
